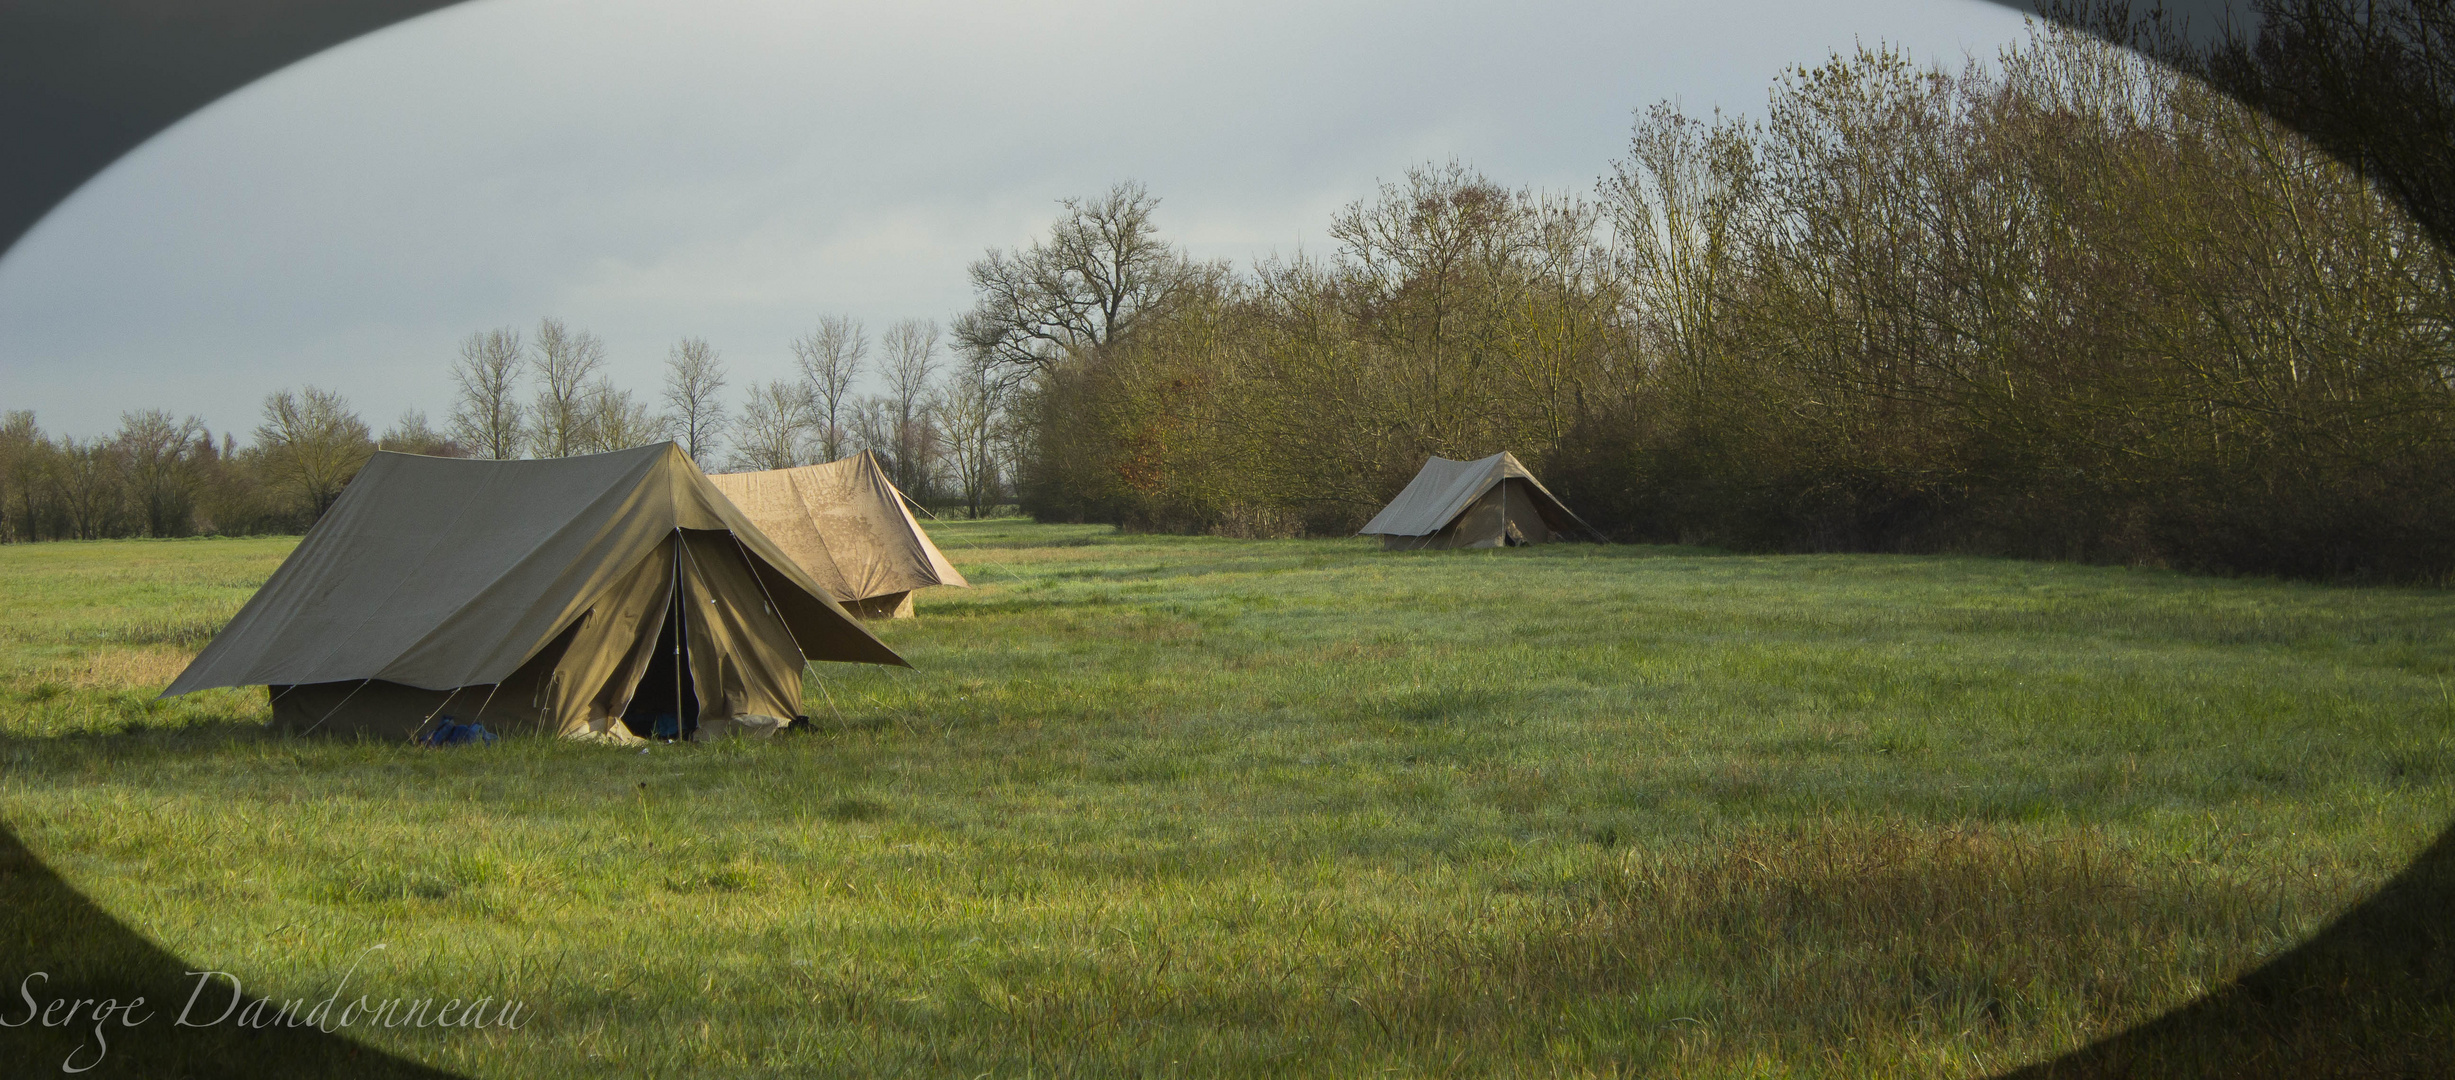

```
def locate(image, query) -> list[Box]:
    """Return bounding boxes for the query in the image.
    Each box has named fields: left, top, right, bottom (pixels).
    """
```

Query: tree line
left=439, top=314, right=1020, bottom=517
left=985, top=23, right=2455, bottom=580
left=0, top=317, right=1021, bottom=542
left=16, top=14, right=2446, bottom=578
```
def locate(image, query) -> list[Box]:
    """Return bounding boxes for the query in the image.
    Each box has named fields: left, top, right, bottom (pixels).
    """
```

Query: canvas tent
left=161, top=443, right=905, bottom=742
left=707, top=451, right=968, bottom=619
left=1359, top=451, right=1596, bottom=550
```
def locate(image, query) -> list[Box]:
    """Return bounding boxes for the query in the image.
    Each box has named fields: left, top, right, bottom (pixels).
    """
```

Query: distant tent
left=707, top=450, right=968, bottom=619
left=1359, top=451, right=1597, bottom=551
left=161, top=444, right=905, bottom=742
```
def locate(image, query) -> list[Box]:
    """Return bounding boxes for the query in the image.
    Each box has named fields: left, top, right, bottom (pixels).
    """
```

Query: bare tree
left=953, top=181, right=1198, bottom=385
left=56, top=437, right=125, bottom=540
left=882, top=318, right=942, bottom=496
left=113, top=409, right=206, bottom=537
left=662, top=337, right=729, bottom=467
left=449, top=327, right=527, bottom=460
left=580, top=380, right=669, bottom=454
left=529, top=317, right=606, bottom=458
left=847, top=396, right=896, bottom=459
left=726, top=380, right=810, bottom=471
left=379, top=410, right=463, bottom=457
left=933, top=358, right=1004, bottom=518
left=791, top=316, right=865, bottom=462
left=254, top=386, right=372, bottom=521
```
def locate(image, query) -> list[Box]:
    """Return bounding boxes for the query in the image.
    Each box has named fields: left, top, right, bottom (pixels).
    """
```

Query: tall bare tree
left=882, top=318, right=942, bottom=496
left=1327, top=161, right=1536, bottom=459
left=529, top=317, right=606, bottom=458
left=791, top=316, right=865, bottom=462
left=450, top=327, right=527, bottom=460
left=934, top=358, right=1005, bottom=518
left=662, top=337, right=729, bottom=467
left=848, top=397, right=895, bottom=459
left=254, top=386, right=372, bottom=521
left=580, top=380, right=668, bottom=454
left=1604, top=103, right=1751, bottom=386
left=727, top=380, right=810, bottom=471
left=954, top=181, right=1197, bottom=385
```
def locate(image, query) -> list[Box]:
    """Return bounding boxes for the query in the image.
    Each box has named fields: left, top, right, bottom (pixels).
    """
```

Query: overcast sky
left=0, top=0, right=2039, bottom=442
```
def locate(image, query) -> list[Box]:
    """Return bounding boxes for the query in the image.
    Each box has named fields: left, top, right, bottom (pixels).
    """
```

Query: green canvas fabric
left=1360, top=452, right=1596, bottom=549
left=167, top=443, right=903, bottom=739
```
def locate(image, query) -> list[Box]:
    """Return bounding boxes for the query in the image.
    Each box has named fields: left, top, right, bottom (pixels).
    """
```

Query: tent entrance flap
left=554, top=530, right=804, bottom=741
left=267, top=618, right=583, bottom=738
left=671, top=529, right=807, bottom=737
left=619, top=584, right=699, bottom=740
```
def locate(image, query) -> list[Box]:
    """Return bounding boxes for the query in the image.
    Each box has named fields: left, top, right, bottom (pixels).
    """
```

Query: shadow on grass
left=0, top=721, right=457, bottom=1074
left=0, top=821, right=465, bottom=1079
left=2000, top=819, right=2455, bottom=1079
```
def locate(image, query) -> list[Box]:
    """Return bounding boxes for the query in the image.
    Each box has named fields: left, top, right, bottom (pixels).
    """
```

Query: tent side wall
left=268, top=622, right=577, bottom=738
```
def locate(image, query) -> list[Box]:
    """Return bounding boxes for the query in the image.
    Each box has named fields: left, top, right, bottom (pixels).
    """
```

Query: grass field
left=3, top=523, right=2452, bottom=1077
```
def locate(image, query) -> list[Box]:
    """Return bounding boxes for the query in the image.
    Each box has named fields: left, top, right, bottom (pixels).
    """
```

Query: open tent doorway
left=619, top=586, right=701, bottom=741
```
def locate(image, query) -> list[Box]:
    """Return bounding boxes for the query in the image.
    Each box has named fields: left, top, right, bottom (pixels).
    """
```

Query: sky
left=0, top=0, right=2041, bottom=442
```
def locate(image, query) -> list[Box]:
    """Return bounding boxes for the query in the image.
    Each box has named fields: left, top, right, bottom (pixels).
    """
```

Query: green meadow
left=2, top=522, right=2451, bottom=1077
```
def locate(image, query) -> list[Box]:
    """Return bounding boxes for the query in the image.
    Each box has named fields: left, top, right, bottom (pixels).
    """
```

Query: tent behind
left=161, top=444, right=905, bottom=742
left=1360, top=452, right=1596, bottom=550
left=707, top=450, right=968, bottom=619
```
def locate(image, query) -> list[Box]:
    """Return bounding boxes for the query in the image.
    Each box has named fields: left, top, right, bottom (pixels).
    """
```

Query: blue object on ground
left=421, top=720, right=497, bottom=747
left=651, top=713, right=682, bottom=740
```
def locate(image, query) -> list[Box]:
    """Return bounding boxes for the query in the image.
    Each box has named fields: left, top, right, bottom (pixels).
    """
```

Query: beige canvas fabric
left=167, top=443, right=904, bottom=740
left=708, top=451, right=968, bottom=617
left=1360, top=452, right=1596, bottom=550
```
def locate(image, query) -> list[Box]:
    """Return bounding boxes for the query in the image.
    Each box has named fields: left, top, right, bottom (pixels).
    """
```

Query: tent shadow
left=0, top=821, right=466, bottom=1079
left=1998, top=817, right=2455, bottom=1079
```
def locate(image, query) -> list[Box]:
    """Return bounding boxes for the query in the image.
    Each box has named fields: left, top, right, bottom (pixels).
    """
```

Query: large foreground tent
left=162, top=444, right=905, bottom=742
left=707, top=450, right=968, bottom=619
left=1359, top=451, right=1598, bottom=550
